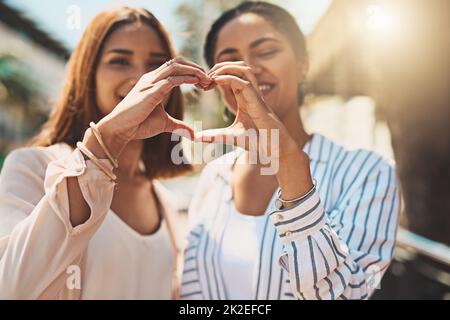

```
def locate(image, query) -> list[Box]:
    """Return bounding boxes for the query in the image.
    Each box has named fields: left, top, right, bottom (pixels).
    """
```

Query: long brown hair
left=30, top=6, right=191, bottom=179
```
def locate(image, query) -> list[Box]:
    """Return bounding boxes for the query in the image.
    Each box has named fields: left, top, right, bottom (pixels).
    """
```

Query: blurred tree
left=175, top=0, right=245, bottom=62
left=174, top=0, right=248, bottom=130
left=0, top=54, right=47, bottom=158
left=0, top=54, right=42, bottom=108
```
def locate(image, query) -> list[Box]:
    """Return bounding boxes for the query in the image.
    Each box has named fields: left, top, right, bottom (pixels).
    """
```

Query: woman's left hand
left=196, top=61, right=314, bottom=202
left=195, top=61, right=297, bottom=158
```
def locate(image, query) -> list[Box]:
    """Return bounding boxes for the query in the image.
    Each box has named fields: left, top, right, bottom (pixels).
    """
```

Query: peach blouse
left=0, top=143, right=182, bottom=299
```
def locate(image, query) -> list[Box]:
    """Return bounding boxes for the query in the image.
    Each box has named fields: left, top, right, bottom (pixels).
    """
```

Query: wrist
left=276, top=142, right=313, bottom=201
left=95, top=119, right=128, bottom=158
left=82, top=129, right=106, bottom=160
left=272, top=133, right=304, bottom=163
left=82, top=121, right=127, bottom=161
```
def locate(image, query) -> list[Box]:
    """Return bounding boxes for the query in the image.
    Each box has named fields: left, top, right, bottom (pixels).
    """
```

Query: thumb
left=164, top=115, right=195, bottom=141
left=194, top=128, right=238, bottom=145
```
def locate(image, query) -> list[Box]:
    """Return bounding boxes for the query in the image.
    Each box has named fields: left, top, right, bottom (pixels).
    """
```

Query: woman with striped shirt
left=181, top=1, right=400, bottom=300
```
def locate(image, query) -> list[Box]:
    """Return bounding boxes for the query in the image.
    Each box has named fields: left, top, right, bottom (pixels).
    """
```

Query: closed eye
left=257, top=50, right=279, bottom=58
left=216, top=56, right=242, bottom=64
left=109, top=58, right=130, bottom=66
left=147, top=61, right=165, bottom=70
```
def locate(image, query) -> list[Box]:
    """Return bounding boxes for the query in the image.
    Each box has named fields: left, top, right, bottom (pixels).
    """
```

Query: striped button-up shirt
left=180, top=133, right=400, bottom=300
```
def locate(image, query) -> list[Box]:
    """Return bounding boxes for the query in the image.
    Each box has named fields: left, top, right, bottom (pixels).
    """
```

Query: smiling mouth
left=258, top=83, right=275, bottom=95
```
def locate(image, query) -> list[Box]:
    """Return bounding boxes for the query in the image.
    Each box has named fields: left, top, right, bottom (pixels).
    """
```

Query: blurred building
left=305, top=0, right=450, bottom=299
left=0, top=1, right=68, bottom=155
left=303, top=0, right=398, bottom=159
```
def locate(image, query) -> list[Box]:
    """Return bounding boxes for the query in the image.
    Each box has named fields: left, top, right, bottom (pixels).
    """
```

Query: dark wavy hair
left=203, top=1, right=309, bottom=110
left=204, top=1, right=308, bottom=67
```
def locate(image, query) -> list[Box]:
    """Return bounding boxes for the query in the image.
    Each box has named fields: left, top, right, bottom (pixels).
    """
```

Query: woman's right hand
left=87, top=57, right=212, bottom=158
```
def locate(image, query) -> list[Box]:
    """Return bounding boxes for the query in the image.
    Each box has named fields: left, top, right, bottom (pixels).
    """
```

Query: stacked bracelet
left=76, top=141, right=117, bottom=183
left=89, top=122, right=119, bottom=169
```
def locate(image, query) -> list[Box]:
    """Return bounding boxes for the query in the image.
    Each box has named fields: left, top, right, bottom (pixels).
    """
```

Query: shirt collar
left=302, top=133, right=330, bottom=163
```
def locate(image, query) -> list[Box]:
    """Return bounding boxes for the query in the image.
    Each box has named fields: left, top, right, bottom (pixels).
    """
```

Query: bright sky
left=4, top=0, right=332, bottom=51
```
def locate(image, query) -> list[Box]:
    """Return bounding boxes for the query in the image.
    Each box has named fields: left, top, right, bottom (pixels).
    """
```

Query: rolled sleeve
left=44, top=147, right=115, bottom=235
left=0, top=146, right=115, bottom=299
left=269, top=190, right=326, bottom=243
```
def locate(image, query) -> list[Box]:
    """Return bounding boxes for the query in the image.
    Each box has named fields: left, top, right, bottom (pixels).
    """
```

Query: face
left=214, top=13, right=308, bottom=119
left=95, top=23, right=169, bottom=116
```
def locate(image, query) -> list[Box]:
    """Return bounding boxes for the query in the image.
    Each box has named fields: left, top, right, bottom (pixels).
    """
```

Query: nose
left=133, top=63, right=149, bottom=80
left=244, top=56, right=263, bottom=75
left=122, top=63, right=148, bottom=91
left=249, top=64, right=263, bottom=75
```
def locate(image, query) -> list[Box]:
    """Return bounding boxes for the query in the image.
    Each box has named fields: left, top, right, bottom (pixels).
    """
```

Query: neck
left=116, top=139, right=144, bottom=180
left=279, top=105, right=310, bottom=149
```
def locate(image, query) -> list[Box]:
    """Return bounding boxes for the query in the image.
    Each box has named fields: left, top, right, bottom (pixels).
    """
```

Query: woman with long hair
left=181, top=1, right=400, bottom=300
left=0, top=6, right=212, bottom=299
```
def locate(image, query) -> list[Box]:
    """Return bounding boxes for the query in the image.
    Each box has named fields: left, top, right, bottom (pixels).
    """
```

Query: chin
left=265, top=100, right=281, bottom=114
left=271, top=105, right=290, bottom=120
left=97, top=107, right=114, bottom=118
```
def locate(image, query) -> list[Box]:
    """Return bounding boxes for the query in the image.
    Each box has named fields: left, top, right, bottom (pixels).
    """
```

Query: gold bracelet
left=89, top=122, right=119, bottom=169
left=76, top=141, right=117, bottom=183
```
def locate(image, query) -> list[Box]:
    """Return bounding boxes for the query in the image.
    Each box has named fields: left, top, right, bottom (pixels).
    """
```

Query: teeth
left=258, top=84, right=272, bottom=92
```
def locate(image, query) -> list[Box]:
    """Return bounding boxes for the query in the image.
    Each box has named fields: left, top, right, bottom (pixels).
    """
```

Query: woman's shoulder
left=315, top=133, right=394, bottom=172
left=314, top=134, right=396, bottom=195
left=0, top=143, right=74, bottom=201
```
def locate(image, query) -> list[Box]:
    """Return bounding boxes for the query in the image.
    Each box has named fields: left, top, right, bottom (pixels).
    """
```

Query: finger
left=164, top=115, right=195, bottom=141
left=209, top=64, right=251, bottom=78
left=141, top=75, right=199, bottom=93
left=199, top=81, right=217, bottom=91
left=211, top=75, right=253, bottom=93
left=141, top=75, right=199, bottom=108
left=155, top=63, right=212, bottom=85
left=172, top=56, right=206, bottom=73
left=195, top=81, right=217, bottom=91
left=154, top=56, right=205, bottom=74
left=208, top=61, right=247, bottom=74
left=209, top=64, right=258, bottom=90
left=213, top=75, right=270, bottom=117
left=194, top=128, right=238, bottom=145
left=194, top=83, right=205, bottom=90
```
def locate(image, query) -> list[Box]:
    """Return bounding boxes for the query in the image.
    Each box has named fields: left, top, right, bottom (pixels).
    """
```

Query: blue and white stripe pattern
left=180, top=133, right=400, bottom=300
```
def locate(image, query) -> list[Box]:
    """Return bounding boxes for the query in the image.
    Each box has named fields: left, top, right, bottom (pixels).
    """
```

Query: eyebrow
left=215, top=36, right=281, bottom=59
left=250, top=36, right=280, bottom=48
left=107, top=48, right=169, bottom=58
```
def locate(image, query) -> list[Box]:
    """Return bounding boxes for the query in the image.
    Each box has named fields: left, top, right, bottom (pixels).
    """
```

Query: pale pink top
left=0, top=143, right=182, bottom=299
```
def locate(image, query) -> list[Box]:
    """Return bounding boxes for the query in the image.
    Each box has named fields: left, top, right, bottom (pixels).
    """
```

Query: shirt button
left=74, top=163, right=83, bottom=172
left=274, top=213, right=284, bottom=222
left=284, top=231, right=293, bottom=238
left=275, top=199, right=284, bottom=210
